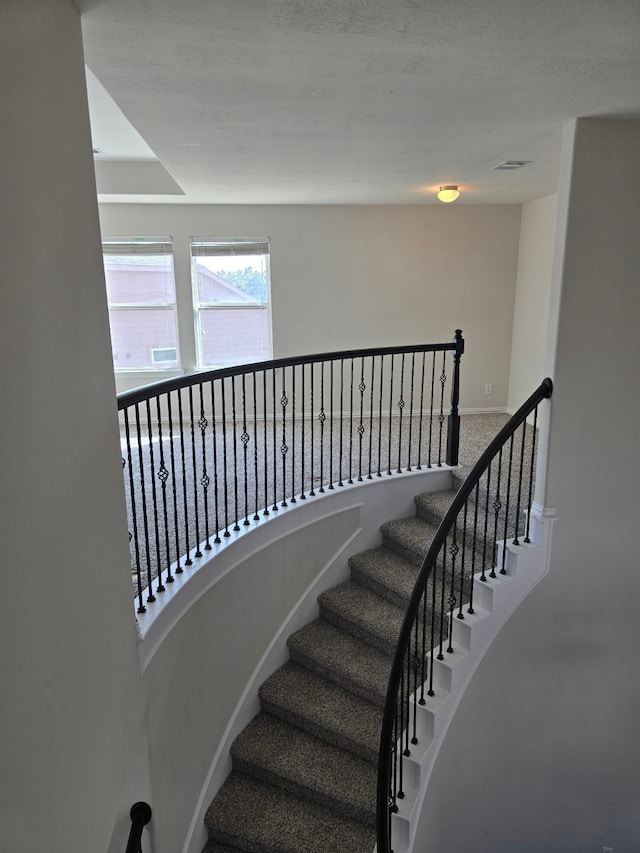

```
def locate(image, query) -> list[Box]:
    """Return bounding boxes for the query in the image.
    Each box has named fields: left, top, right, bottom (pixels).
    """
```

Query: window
left=102, top=237, right=179, bottom=371
left=191, top=239, right=271, bottom=368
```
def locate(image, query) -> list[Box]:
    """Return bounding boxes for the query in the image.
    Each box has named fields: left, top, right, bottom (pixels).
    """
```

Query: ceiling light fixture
left=437, top=185, right=460, bottom=203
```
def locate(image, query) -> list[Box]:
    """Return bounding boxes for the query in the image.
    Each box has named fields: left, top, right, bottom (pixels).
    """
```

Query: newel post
left=445, top=329, right=464, bottom=466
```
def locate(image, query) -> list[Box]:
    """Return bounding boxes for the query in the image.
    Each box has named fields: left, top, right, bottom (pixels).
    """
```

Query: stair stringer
left=384, top=502, right=556, bottom=853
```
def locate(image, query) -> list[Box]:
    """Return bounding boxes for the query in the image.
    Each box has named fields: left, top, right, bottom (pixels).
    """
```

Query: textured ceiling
left=78, top=0, right=640, bottom=204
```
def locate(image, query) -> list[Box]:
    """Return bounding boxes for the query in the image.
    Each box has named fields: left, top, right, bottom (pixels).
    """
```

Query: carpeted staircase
left=203, top=479, right=476, bottom=853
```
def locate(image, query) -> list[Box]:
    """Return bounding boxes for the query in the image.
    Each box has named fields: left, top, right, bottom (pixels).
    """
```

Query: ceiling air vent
left=493, top=160, right=531, bottom=170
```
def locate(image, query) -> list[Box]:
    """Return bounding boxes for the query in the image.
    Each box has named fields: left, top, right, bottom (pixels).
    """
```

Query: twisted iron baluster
left=167, top=393, right=183, bottom=570
left=348, top=358, right=354, bottom=484
left=513, top=421, right=527, bottom=545
left=397, top=353, right=405, bottom=473
left=319, top=362, right=325, bottom=494
left=198, top=384, right=211, bottom=548
left=290, top=366, right=296, bottom=504
left=241, top=374, right=250, bottom=525
left=145, top=398, right=164, bottom=594
left=490, top=448, right=503, bottom=578
left=188, top=386, right=202, bottom=557
left=156, top=396, right=173, bottom=586
left=501, top=434, right=515, bottom=574
left=437, top=352, right=446, bottom=467
left=281, top=369, right=288, bottom=507
left=253, top=371, right=260, bottom=521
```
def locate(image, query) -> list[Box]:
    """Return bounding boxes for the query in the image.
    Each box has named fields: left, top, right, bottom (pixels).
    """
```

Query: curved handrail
left=117, top=334, right=464, bottom=613
left=376, top=377, right=553, bottom=853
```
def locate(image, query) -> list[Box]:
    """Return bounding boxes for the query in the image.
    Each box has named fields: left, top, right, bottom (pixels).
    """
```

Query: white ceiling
left=78, top=0, right=640, bottom=205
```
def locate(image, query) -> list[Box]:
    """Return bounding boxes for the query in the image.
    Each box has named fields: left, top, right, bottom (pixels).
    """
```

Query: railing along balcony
left=376, top=377, right=553, bottom=853
left=118, top=332, right=464, bottom=614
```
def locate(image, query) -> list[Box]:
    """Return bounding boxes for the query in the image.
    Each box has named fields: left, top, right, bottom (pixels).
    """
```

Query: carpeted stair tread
left=349, top=545, right=448, bottom=609
left=259, top=661, right=381, bottom=763
left=231, top=712, right=376, bottom=823
left=318, top=581, right=411, bottom=656
left=287, top=618, right=391, bottom=706
left=414, top=489, right=459, bottom=526
left=380, top=515, right=441, bottom=566
left=205, top=772, right=376, bottom=853
left=202, top=841, right=244, bottom=853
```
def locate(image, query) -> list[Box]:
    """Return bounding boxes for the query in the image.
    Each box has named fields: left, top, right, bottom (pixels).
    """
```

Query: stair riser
left=259, top=696, right=380, bottom=765
left=231, top=755, right=376, bottom=826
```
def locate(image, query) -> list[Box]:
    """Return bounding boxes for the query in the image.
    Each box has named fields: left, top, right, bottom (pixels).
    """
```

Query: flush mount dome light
left=437, top=185, right=460, bottom=203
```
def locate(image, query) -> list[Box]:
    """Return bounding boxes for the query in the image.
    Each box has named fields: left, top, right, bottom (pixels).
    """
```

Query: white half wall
left=98, top=204, right=521, bottom=410
left=507, top=192, right=557, bottom=411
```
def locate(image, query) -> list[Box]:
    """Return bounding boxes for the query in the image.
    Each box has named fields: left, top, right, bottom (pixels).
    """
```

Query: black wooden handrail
left=376, top=377, right=553, bottom=853
left=125, top=801, right=152, bottom=853
left=117, top=333, right=464, bottom=613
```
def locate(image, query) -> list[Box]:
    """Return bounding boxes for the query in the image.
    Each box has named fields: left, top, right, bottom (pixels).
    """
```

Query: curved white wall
left=0, top=2, right=141, bottom=850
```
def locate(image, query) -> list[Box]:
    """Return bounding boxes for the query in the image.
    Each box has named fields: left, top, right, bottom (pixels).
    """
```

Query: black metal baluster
left=338, top=359, right=344, bottom=487
left=144, top=399, right=163, bottom=595
left=124, top=409, right=145, bottom=613
left=348, top=358, right=354, bottom=484
left=447, top=526, right=459, bottom=654
left=367, top=356, right=375, bottom=479
left=358, top=357, right=365, bottom=482
left=281, top=369, right=288, bottom=507
left=457, top=502, right=468, bottom=620
left=437, top=352, right=447, bottom=466
left=155, top=397, right=173, bottom=587
left=309, top=364, right=315, bottom=497
left=490, top=449, right=503, bottom=578
left=231, top=377, right=240, bottom=531
left=480, top=465, right=492, bottom=581
left=403, top=650, right=411, bottom=758
left=524, top=406, right=539, bottom=543
left=419, top=588, right=428, bottom=705
left=263, top=370, right=269, bottom=516
left=272, top=369, right=278, bottom=511
left=428, top=353, right=436, bottom=469
left=437, top=540, right=448, bottom=660
left=416, top=351, right=426, bottom=470
left=377, top=356, right=384, bottom=477
left=253, top=372, right=260, bottom=521
left=300, top=365, right=306, bottom=500
left=427, top=556, right=437, bottom=696
left=468, top=483, right=480, bottom=613
left=210, top=381, right=221, bottom=544
left=329, top=361, right=334, bottom=490
left=134, top=403, right=154, bottom=602
left=220, top=380, right=230, bottom=537
left=188, top=387, right=202, bottom=557
left=501, top=434, right=515, bottom=574
left=290, top=366, right=296, bottom=503
left=241, top=374, right=250, bottom=525
left=198, top=384, right=212, bottom=549
left=398, top=669, right=406, bottom=796
left=397, top=353, right=405, bottom=473
left=167, top=393, right=183, bottom=570
left=407, top=353, right=415, bottom=472
left=513, top=421, right=527, bottom=545
left=411, top=613, right=420, bottom=745
left=319, top=362, right=326, bottom=494
left=387, top=353, right=394, bottom=475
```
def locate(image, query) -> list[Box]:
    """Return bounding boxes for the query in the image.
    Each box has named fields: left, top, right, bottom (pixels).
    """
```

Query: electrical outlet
left=484, top=383, right=493, bottom=395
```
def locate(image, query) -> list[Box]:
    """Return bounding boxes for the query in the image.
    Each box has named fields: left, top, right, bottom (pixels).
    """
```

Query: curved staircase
left=202, top=479, right=473, bottom=853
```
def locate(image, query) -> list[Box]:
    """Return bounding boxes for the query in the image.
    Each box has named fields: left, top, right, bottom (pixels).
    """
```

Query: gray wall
left=99, top=204, right=522, bottom=410
left=415, top=119, right=640, bottom=853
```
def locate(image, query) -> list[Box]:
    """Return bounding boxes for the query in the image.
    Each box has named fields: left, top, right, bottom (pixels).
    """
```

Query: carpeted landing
left=202, top=472, right=484, bottom=853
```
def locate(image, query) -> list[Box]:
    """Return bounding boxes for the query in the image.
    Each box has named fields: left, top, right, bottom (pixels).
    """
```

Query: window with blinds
left=102, top=238, right=179, bottom=371
left=190, top=238, right=271, bottom=368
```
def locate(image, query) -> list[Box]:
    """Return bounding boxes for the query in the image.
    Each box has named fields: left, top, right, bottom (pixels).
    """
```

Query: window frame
left=190, top=238, right=272, bottom=369
left=102, top=237, right=180, bottom=373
